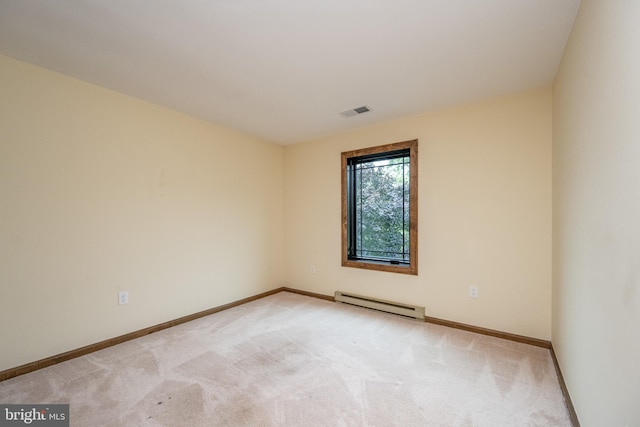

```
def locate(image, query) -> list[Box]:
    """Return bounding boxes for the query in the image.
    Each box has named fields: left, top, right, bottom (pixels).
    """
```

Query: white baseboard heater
left=334, top=291, right=425, bottom=321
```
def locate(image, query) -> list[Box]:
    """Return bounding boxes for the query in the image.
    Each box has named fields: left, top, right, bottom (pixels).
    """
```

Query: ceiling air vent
left=340, top=105, right=371, bottom=117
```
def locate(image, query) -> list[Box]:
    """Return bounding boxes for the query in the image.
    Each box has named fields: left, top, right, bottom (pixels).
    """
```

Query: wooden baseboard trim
left=0, top=287, right=284, bottom=382
left=423, top=315, right=579, bottom=424
left=281, top=288, right=552, bottom=349
left=0, top=282, right=576, bottom=427
left=424, top=315, right=551, bottom=349
left=550, top=345, right=581, bottom=427
left=280, top=287, right=552, bottom=349
left=303, top=290, right=576, bottom=423
left=281, top=287, right=335, bottom=302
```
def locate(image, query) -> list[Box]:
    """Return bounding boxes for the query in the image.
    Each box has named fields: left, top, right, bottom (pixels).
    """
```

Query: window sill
left=342, top=259, right=417, bottom=275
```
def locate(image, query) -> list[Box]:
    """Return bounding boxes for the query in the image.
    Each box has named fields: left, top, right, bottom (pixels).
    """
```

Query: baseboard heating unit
left=334, top=291, right=425, bottom=321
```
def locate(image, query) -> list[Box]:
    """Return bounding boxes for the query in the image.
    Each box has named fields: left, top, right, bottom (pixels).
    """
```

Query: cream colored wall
left=553, top=1, right=640, bottom=425
left=285, top=87, right=552, bottom=340
left=0, top=55, right=285, bottom=371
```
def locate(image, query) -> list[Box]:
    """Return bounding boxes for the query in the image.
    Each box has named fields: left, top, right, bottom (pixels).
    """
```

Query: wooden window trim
left=341, top=139, right=418, bottom=275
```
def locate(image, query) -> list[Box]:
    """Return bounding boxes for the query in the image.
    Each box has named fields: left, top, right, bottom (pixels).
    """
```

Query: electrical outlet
left=469, top=286, right=479, bottom=298
left=310, top=264, right=316, bottom=274
left=118, top=291, right=129, bottom=305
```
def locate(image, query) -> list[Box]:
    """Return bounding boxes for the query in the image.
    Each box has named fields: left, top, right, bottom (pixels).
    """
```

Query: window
left=341, top=140, right=418, bottom=275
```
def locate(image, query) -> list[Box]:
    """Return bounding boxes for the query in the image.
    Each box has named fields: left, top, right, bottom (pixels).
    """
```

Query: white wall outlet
left=310, top=264, right=316, bottom=274
left=469, top=285, right=479, bottom=298
left=118, top=291, right=129, bottom=305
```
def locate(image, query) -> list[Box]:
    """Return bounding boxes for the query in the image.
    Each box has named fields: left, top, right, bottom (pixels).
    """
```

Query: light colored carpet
left=0, top=292, right=571, bottom=426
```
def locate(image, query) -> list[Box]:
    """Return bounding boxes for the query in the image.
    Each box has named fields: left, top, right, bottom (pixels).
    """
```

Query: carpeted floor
left=0, top=292, right=571, bottom=426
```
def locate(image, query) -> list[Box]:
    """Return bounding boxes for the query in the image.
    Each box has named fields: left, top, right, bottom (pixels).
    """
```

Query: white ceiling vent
left=340, top=105, right=372, bottom=117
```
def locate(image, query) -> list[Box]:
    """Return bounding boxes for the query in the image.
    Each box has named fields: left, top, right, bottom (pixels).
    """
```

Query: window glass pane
left=353, top=155, right=410, bottom=261
left=404, top=159, right=410, bottom=261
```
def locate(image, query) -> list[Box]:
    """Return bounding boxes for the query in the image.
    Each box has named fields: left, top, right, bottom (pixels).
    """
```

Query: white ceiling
left=0, top=0, right=580, bottom=144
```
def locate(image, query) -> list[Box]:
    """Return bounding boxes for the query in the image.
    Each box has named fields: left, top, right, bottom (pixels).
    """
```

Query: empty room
left=0, top=1, right=638, bottom=426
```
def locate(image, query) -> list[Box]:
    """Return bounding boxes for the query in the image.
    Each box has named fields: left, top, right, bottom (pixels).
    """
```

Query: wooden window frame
left=341, top=139, right=418, bottom=275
